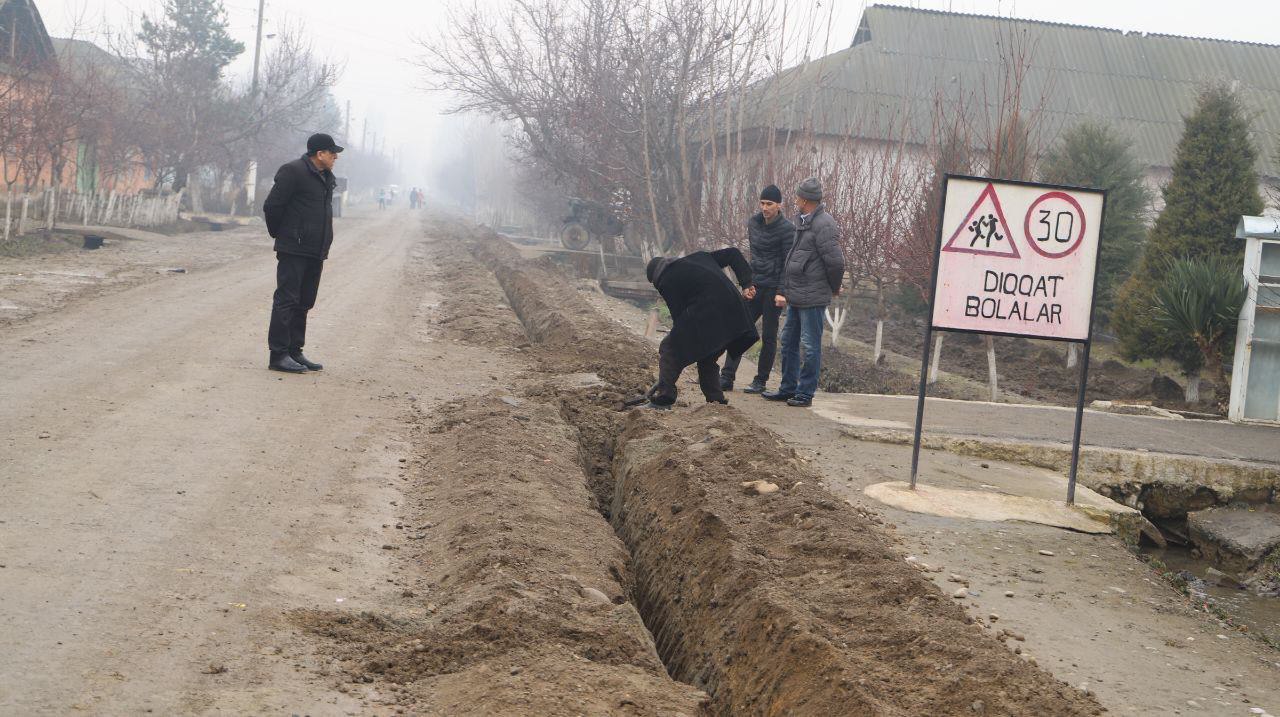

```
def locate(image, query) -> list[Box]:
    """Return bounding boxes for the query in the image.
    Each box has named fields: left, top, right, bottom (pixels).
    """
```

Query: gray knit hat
left=796, top=177, right=822, bottom=202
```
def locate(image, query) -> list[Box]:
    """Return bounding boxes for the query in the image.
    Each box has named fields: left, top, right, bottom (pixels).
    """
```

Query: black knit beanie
left=760, top=184, right=782, bottom=203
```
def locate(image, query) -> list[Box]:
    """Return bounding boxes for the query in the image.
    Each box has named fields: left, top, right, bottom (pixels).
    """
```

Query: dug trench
left=295, top=224, right=1100, bottom=714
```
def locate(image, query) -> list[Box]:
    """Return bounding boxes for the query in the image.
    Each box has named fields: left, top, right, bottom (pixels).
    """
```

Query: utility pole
left=344, top=100, right=351, bottom=143
left=243, top=0, right=267, bottom=215
left=361, top=118, right=368, bottom=152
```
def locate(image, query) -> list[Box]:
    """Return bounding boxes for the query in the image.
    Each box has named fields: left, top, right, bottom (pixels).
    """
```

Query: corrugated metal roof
left=740, top=4, right=1280, bottom=177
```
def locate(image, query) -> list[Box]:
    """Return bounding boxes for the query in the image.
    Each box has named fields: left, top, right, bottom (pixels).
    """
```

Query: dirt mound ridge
left=297, top=395, right=705, bottom=715
left=468, top=228, right=653, bottom=391
left=610, top=406, right=1102, bottom=716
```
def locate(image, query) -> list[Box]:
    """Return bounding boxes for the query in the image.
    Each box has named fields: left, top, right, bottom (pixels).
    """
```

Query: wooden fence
left=1, top=187, right=185, bottom=241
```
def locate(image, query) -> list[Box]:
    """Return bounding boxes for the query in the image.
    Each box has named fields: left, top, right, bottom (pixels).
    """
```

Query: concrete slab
left=865, top=481, right=1115, bottom=534
left=1188, top=507, right=1280, bottom=575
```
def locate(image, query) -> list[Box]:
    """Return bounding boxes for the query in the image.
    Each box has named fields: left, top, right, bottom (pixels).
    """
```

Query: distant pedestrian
left=262, top=133, right=343, bottom=374
left=720, top=184, right=794, bottom=394
left=645, top=248, right=758, bottom=408
left=378, top=189, right=388, bottom=210
left=763, top=177, right=845, bottom=407
left=409, top=187, right=419, bottom=209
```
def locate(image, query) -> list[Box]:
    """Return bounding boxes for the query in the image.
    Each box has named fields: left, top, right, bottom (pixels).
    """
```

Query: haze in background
left=35, top=0, right=1280, bottom=192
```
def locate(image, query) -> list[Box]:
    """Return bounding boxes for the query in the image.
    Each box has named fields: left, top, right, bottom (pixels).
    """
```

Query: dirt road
left=0, top=209, right=456, bottom=714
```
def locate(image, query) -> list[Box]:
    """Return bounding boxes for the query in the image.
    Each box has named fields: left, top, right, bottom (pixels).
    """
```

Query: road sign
left=910, top=175, right=1109, bottom=506
left=931, top=177, right=1105, bottom=342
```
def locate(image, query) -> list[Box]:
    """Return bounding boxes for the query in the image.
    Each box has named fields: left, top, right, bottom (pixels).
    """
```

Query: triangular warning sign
left=941, top=183, right=1020, bottom=258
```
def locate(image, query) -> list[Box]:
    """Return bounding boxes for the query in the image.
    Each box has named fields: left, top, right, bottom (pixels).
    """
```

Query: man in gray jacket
left=763, top=177, right=845, bottom=407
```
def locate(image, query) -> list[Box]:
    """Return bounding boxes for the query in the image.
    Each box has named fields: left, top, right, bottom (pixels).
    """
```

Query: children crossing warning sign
left=940, top=182, right=1019, bottom=258
left=930, top=176, right=1106, bottom=342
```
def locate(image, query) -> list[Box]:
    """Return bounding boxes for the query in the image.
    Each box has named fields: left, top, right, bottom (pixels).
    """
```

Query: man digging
left=645, top=247, right=759, bottom=409
left=262, top=133, right=342, bottom=373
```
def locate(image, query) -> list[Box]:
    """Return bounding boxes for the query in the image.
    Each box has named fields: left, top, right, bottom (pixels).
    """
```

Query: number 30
left=1036, top=210, right=1075, bottom=243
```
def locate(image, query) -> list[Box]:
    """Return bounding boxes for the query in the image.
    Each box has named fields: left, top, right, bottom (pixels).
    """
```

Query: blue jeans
left=778, top=306, right=825, bottom=400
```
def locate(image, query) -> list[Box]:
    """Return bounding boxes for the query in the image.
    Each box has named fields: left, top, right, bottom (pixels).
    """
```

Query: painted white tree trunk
left=1066, top=343, right=1078, bottom=369
left=985, top=335, right=999, bottom=402
left=873, top=319, right=884, bottom=365
left=46, top=189, right=56, bottom=231
left=928, top=333, right=943, bottom=385
left=20, top=195, right=30, bottom=235
left=824, top=306, right=847, bottom=348
left=1185, top=373, right=1201, bottom=403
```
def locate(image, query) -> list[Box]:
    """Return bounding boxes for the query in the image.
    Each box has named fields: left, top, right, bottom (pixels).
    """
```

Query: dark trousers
left=720, top=286, right=781, bottom=386
left=652, top=334, right=725, bottom=405
left=268, top=252, right=324, bottom=355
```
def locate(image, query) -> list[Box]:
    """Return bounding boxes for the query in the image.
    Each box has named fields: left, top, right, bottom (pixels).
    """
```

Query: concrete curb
left=839, top=426, right=1279, bottom=523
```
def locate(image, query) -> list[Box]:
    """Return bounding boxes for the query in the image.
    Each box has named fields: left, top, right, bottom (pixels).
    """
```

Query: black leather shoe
left=269, top=354, right=308, bottom=373
left=707, top=397, right=729, bottom=405
left=786, top=396, right=813, bottom=407
left=762, top=390, right=794, bottom=401
left=291, top=352, right=323, bottom=371
left=742, top=380, right=766, bottom=394
left=719, top=377, right=734, bottom=391
left=642, top=400, right=673, bottom=411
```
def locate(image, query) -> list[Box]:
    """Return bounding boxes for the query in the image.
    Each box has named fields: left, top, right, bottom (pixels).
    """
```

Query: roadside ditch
left=465, top=227, right=1101, bottom=715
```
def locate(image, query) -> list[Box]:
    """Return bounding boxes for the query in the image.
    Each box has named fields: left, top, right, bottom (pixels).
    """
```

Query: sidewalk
left=815, top=393, right=1280, bottom=465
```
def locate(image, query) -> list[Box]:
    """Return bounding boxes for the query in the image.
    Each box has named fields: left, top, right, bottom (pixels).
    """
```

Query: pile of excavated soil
left=295, top=395, right=705, bottom=714
left=610, top=407, right=1102, bottom=716
left=427, top=242, right=529, bottom=348
left=468, top=229, right=654, bottom=393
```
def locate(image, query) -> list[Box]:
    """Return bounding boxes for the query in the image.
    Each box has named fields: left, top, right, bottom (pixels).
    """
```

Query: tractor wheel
left=560, top=222, right=591, bottom=251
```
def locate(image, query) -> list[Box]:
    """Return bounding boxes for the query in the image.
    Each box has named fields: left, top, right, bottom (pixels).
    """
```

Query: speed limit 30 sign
left=932, top=176, right=1106, bottom=341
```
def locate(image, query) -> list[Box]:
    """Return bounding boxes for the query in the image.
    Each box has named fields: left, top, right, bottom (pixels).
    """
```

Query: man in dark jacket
left=764, top=177, right=845, bottom=407
left=719, top=184, right=794, bottom=393
left=646, top=247, right=758, bottom=408
left=263, top=133, right=342, bottom=373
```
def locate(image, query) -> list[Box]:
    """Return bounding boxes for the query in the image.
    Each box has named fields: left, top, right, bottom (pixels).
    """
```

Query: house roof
left=743, top=4, right=1280, bottom=177
left=0, top=0, right=56, bottom=68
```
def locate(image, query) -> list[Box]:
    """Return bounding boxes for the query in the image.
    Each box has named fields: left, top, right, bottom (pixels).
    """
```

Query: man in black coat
left=646, top=247, right=758, bottom=407
left=262, top=133, right=342, bottom=373
left=719, top=184, right=795, bottom=393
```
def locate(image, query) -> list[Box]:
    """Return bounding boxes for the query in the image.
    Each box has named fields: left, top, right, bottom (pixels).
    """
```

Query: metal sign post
left=910, top=175, right=1107, bottom=504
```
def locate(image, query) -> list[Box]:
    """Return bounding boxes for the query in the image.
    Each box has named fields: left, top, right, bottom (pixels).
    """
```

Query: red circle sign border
left=1023, top=191, right=1087, bottom=259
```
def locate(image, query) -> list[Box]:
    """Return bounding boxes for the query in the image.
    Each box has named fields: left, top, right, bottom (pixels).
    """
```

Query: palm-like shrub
left=1151, top=255, right=1246, bottom=400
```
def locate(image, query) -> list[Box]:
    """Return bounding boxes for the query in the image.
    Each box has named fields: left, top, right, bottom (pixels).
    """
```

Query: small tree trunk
left=873, top=280, right=886, bottom=365
left=928, top=333, right=944, bottom=385
left=20, top=194, right=30, bottom=235
left=1066, top=343, right=1078, bottom=369
left=986, top=335, right=999, bottom=402
left=3, top=192, right=10, bottom=242
left=1184, top=372, right=1201, bottom=403
left=824, top=306, right=847, bottom=348
left=46, top=189, right=55, bottom=231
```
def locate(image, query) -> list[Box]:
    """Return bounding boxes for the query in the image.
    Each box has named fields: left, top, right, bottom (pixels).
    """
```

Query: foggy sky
left=34, top=0, right=1280, bottom=186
